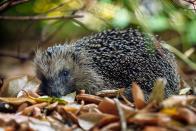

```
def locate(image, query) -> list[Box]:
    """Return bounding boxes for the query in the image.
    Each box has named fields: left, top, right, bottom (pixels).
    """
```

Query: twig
left=0, top=15, right=83, bottom=21
left=0, top=0, right=29, bottom=12
left=42, top=1, right=70, bottom=15
left=114, top=98, right=127, bottom=131
left=0, top=50, right=33, bottom=62
left=163, top=43, right=196, bottom=70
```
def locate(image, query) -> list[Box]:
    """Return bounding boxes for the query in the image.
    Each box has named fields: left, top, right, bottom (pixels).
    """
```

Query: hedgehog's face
left=38, top=68, right=76, bottom=97
left=34, top=45, right=91, bottom=97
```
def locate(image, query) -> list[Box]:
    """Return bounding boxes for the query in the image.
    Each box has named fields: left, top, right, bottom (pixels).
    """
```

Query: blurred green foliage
left=0, top=0, right=196, bottom=62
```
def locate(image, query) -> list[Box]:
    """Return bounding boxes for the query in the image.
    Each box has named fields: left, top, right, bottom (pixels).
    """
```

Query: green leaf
left=187, top=21, right=196, bottom=44
left=147, top=15, right=169, bottom=31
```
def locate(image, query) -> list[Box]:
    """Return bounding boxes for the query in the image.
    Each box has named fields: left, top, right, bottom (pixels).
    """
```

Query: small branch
left=114, top=98, right=127, bottom=131
left=0, top=50, right=33, bottom=62
left=163, top=43, right=196, bottom=70
left=0, top=0, right=29, bottom=12
left=0, top=15, right=83, bottom=21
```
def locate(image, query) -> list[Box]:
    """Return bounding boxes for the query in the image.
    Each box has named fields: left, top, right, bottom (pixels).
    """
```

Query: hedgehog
left=34, top=28, right=180, bottom=100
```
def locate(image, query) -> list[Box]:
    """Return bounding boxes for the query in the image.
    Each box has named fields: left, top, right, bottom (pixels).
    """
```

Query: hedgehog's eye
left=63, top=70, right=69, bottom=76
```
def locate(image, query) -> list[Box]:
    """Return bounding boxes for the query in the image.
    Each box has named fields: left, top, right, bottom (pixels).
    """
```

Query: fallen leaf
left=78, top=112, right=115, bottom=130
left=96, top=88, right=125, bottom=97
left=22, top=102, right=48, bottom=116
left=63, top=103, right=81, bottom=114
left=149, top=78, right=166, bottom=103
left=131, top=82, right=146, bottom=109
left=76, top=94, right=103, bottom=104
left=100, top=122, right=120, bottom=131
left=29, top=95, right=68, bottom=105
left=32, top=107, right=42, bottom=118
left=81, top=104, right=98, bottom=113
left=143, top=126, right=168, bottom=131
left=0, top=97, right=36, bottom=105
left=0, top=75, right=40, bottom=97
left=17, top=103, right=29, bottom=112
left=61, top=92, right=76, bottom=103
left=0, top=113, right=55, bottom=131
left=114, top=98, right=127, bottom=131
left=98, top=97, right=136, bottom=117
left=128, top=113, right=171, bottom=125
left=162, top=107, right=196, bottom=125
left=161, top=95, right=196, bottom=108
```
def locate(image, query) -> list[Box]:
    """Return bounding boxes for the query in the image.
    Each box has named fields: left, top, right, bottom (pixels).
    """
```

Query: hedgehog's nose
left=50, top=91, right=61, bottom=97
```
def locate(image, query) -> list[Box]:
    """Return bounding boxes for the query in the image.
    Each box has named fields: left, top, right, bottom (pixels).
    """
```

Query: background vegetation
left=0, top=0, right=196, bottom=85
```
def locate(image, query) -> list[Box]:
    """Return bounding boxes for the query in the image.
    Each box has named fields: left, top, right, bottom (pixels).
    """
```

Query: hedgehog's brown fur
left=34, top=28, right=180, bottom=100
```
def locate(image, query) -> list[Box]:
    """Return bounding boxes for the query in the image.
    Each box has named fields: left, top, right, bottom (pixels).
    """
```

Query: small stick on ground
left=114, top=98, right=127, bottom=131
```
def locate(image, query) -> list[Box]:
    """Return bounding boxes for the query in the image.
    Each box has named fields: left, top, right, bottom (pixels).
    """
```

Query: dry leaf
left=98, top=97, right=136, bottom=117
left=0, top=113, right=55, bottom=131
left=128, top=113, right=171, bottom=125
left=22, top=102, right=48, bottom=115
left=30, top=95, right=68, bottom=105
left=61, top=92, right=76, bottom=103
left=96, top=88, right=125, bottom=97
left=162, top=107, right=196, bottom=125
left=149, top=78, right=166, bottom=103
left=78, top=112, right=115, bottom=130
left=143, top=126, right=168, bottom=131
left=131, top=82, right=146, bottom=109
left=0, top=97, right=36, bottom=105
left=100, top=122, right=120, bottom=131
left=76, top=94, right=103, bottom=104
left=0, top=75, right=40, bottom=97
left=63, top=103, right=81, bottom=113
left=81, top=104, right=98, bottom=112
left=161, top=95, right=196, bottom=108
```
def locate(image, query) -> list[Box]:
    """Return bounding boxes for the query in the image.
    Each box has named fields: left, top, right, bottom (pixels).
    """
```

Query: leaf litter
left=0, top=75, right=195, bottom=131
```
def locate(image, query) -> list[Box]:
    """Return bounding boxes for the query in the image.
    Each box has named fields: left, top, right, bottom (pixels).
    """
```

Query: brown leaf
left=45, top=102, right=58, bottom=111
left=76, top=94, right=103, bottom=104
left=100, top=122, right=120, bottom=131
left=143, top=126, right=168, bottom=131
left=0, top=97, right=36, bottom=105
left=128, top=113, right=171, bottom=125
left=62, top=103, right=81, bottom=114
left=17, top=103, right=29, bottom=112
left=22, top=102, right=48, bottom=116
left=149, top=78, right=166, bottom=103
left=57, top=106, right=79, bottom=125
left=81, top=104, right=98, bottom=112
left=161, top=95, right=196, bottom=108
left=162, top=107, right=196, bottom=125
left=96, top=88, right=125, bottom=97
left=132, top=82, right=146, bottom=109
left=46, top=116, right=71, bottom=130
left=0, top=113, right=56, bottom=131
left=78, top=112, right=115, bottom=130
left=0, top=75, right=40, bottom=97
left=17, top=90, right=40, bottom=98
left=177, top=108, right=196, bottom=125
left=93, top=115, right=119, bottom=129
left=32, top=107, right=42, bottom=118
left=50, top=111, right=64, bottom=122
left=98, top=97, right=136, bottom=117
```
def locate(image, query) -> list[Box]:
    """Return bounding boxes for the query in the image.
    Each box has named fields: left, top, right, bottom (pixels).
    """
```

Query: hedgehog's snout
left=39, top=69, right=76, bottom=97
